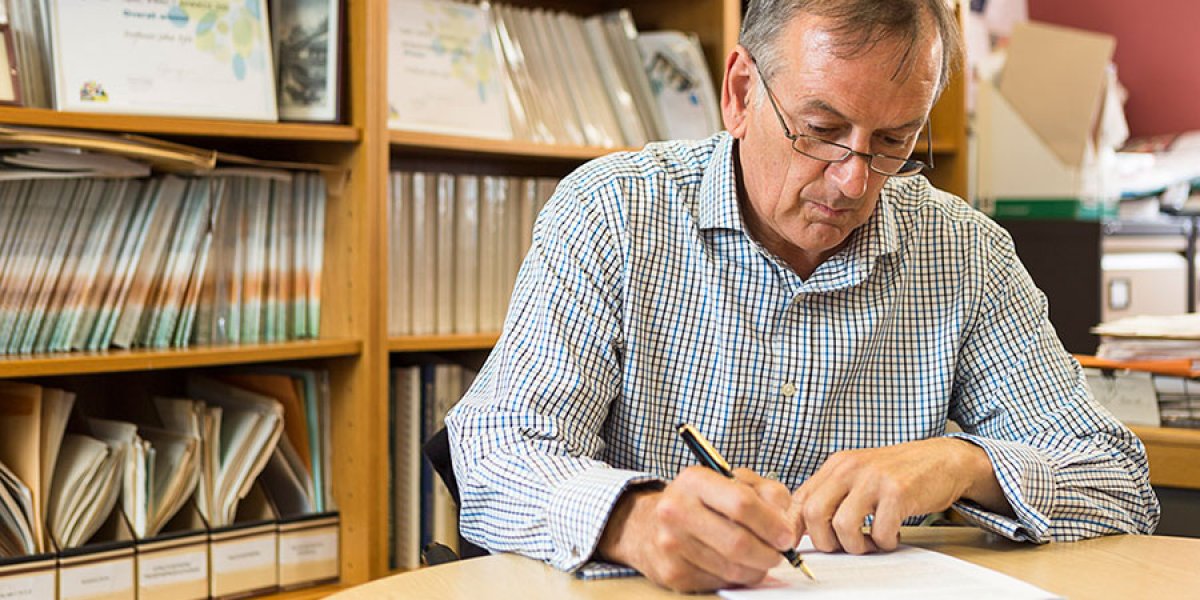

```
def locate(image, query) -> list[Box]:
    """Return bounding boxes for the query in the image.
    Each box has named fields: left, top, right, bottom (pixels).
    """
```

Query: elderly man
left=446, top=0, right=1159, bottom=592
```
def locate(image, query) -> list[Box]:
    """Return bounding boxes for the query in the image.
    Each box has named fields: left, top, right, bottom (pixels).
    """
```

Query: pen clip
left=676, top=423, right=735, bottom=476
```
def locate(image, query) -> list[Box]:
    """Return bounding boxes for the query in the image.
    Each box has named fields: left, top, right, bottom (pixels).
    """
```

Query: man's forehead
left=769, top=16, right=941, bottom=127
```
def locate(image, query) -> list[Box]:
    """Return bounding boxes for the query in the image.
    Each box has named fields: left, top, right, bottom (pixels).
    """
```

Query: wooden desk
left=330, top=527, right=1200, bottom=599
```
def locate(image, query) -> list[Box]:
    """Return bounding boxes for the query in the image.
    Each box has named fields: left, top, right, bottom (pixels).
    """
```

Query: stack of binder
left=387, top=171, right=558, bottom=336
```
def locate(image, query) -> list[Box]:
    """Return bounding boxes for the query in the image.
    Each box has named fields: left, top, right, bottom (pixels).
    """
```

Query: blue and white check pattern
left=446, top=132, right=1160, bottom=578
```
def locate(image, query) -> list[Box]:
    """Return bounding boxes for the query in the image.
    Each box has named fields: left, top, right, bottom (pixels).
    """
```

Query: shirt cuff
left=546, top=467, right=664, bottom=572
left=946, top=433, right=1056, bottom=543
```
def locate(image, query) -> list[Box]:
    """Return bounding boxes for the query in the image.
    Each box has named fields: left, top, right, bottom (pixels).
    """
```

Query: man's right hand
left=596, top=466, right=798, bottom=592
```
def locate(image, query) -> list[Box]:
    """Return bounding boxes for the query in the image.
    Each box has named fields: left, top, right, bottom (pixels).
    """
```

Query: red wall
left=1029, top=0, right=1200, bottom=137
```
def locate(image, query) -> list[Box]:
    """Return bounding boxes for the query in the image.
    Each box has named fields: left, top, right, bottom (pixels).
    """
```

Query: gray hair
left=741, top=0, right=962, bottom=98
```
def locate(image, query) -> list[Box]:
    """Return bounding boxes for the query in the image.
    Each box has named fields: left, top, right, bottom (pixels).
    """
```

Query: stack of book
left=0, top=137, right=329, bottom=355
left=387, top=171, right=558, bottom=336
left=387, top=0, right=721, bottom=146
left=389, top=358, right=478, bottom=569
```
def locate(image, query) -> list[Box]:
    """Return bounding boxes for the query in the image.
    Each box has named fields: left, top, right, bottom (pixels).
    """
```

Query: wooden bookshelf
left=271, top=584, right=348, bottom=599
left=0, top=1, right=385, bottom=595
left=0, top=340, right=362, bottom=378
left=388, top=334, right=501, bottom=352
left=389, top=130, right=635, bottom=161
left=0, top=106, right=360, bottom=142
left=1130, top=426, right=1200, bottom=490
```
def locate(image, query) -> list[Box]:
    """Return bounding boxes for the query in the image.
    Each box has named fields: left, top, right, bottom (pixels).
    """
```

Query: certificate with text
left=49, top=0, right=278, bottom=121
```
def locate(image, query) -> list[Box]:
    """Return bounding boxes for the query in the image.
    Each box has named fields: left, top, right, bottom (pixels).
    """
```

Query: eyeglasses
left=753, top=60, right=933, bottom=177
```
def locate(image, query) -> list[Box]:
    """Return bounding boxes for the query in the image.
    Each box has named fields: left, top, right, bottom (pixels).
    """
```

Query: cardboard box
left=208, top=485, right=279, bottom=600
left=0, top=553, right=57, bottom=600
left=976, top=21, right=1121, bottom=220
left=1101, top=252, right=1188, bottom=322
left=135, top=501, right=208, bottom=600
left=57, top=511, right=136, bottom=600
left=276, top=512, right=340, bottom=591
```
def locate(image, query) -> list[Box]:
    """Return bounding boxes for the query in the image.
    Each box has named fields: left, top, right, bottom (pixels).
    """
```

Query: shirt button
left=781, top=382, right=797, bottom=397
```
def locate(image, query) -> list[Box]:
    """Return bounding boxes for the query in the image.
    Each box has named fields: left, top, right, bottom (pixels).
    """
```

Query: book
left=410, top=172, right=437, bottom=336
left=454, top=175, right=479, bottom=334
left=390, top=366, right=421, bottom=569
left=388, top=172, right=413, bottom=336
left=638, top=31, right=722, bottom=141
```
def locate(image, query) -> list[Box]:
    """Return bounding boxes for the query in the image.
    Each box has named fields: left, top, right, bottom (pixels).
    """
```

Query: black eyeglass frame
left=752, top=59, right=934, bottom=177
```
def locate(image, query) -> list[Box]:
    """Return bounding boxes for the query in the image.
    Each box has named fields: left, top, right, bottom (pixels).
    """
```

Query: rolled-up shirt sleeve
left=446, top=175, right=661, bottom=572
left=946, top=227, right=1160, bottom=541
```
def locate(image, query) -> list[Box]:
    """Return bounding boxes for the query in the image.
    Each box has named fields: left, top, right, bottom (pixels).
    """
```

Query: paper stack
left=87, top=417, right=200, bottom=540
left=217, top=368, right=334, bottom=517
left=0, top=381, right=129, bottom=556
left=182, top=374, right=285, bottom=528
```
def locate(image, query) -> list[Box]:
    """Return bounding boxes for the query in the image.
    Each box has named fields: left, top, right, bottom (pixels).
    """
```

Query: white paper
left=212, top=536, right=275, bottom=573
left=48, top=0, right=278, bottom=120
left=138, top=549, right=207, bottom=588
left=1084, top=368, right=1161, bottom=426
left=279, top=529, right=337, bottom=565
left=60, top=559, right=134, bottom=599
left=720, top=539, right=1059, bottom=600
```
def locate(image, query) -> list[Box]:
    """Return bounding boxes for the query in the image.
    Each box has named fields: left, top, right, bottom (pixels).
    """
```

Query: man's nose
left=826, top=153, right=870, bottom=200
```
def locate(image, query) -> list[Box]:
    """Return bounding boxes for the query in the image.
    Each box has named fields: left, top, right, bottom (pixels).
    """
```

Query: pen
left=676, top=422, right=817, bottom=581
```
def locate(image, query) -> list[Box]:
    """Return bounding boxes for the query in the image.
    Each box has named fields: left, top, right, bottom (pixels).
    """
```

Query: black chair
left=421, top=427, right=489, bottom=563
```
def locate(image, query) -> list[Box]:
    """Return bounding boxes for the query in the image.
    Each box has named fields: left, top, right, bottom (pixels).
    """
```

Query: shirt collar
left=842, top=180, right=900, bottom=261
left=696, top=132, right=746, bottom=232
left=697, top=131, right=900, bottom=262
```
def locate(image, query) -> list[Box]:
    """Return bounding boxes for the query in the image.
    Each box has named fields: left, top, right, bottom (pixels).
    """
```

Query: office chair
left=421, top=426, right=489, bottom=564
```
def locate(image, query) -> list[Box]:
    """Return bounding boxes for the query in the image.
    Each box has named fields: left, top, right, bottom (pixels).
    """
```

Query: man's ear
left=721, top=45, right=755, bottom=139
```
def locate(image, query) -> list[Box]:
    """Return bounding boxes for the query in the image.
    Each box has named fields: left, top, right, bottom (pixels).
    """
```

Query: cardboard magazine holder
left=134, top=499, right=209, bottom=600
left=57, top=510, right=136, bottom=600
left=208, top=484, right=279, bottom=600
left=276, top=511, right=340, bottom=590
left=976, top=21, right=1121, bottom=220
left=0, top=550, right=57, bottom=599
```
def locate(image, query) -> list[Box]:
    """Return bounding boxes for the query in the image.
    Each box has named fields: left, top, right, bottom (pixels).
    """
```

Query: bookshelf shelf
left=271, top=584, right=348, bottom=599
left=1129, top=425, right=1200, bottom=490
left=389, top=130, right=636, bottom=161
left=0, top=106, right=360, bottom=143
left=388, top=334, right=501, bottom=352
left=918, top=139, right=959, bottom=155
left=0, top=339, right=363, bottom=378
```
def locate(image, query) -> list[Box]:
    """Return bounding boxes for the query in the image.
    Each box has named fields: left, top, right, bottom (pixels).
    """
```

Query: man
left=446, top=0, right=1160, bottom=592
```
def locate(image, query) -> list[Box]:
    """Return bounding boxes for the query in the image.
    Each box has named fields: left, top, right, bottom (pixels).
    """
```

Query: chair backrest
left=421, top=426, right=488, bottom=559
left=422, top=426, right=461, bottom=505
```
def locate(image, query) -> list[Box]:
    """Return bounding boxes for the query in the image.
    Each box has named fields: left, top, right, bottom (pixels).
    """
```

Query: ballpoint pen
left=676, top=422, right=817, bottom=581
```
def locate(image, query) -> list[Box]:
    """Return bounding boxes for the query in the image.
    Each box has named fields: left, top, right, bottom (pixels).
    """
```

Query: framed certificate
left=47, top=0, right=278, bottom=121
left=271, top=0, right=343, bottom=122
left=0, top=25, right=21, bottom=105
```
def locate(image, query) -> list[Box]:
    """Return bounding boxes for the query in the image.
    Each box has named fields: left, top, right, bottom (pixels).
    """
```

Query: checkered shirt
left=445, top=132, right=1160, bottom=578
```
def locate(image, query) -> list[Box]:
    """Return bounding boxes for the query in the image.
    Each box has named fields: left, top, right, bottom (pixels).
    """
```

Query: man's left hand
left=789, top=437, right=1011, bottom=554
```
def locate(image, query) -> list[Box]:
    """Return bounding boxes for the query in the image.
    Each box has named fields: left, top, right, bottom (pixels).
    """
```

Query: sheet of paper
left=719, top=539, right=1059, bottom=600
